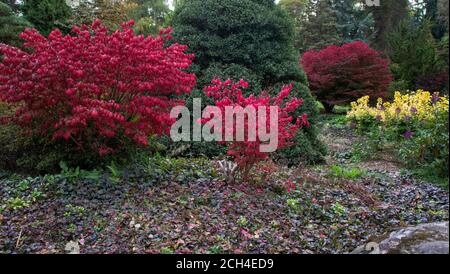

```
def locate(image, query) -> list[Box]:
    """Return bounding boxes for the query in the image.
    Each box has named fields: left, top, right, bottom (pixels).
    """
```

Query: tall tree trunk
left=370, top=0, right=409, bottom=54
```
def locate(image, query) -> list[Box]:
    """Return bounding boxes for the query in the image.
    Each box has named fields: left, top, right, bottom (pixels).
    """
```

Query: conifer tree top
left=172, top=0, right=305, bottom=86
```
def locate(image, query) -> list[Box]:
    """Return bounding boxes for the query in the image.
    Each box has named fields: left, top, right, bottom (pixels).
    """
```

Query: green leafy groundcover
left=0, top=158, right=448, bottom=254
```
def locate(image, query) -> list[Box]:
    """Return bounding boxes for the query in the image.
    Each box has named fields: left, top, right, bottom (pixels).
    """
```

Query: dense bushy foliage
left=0, top=102, right=25, bottom=171
left=22, top=0, right=72, bottom=35
left=69, top=0, right=131, bottom=31
left=347, top=91, right=449, bottom=181
left=389, top=20, right=448, bottom=91
left=302, top=41, right=392, bottom=111
left=129, top=0, right=170, bottom=36
left=369, top=0, right=409, bottom=53
left=173, top=0, right=302, bottom=85
left=438, top=0, right=449, bottom=27
left=270, top=81, right=325, bottom=165
left=278, top=0, right=308, bottom=49
left=0, top=2, right=32, bottom=48
left=288, top=0, right=342, bottom=52
left=171, top=0, right=325, bottom=164
left=388, top=20, right=449, bottom=94
left=177, top=63, right=263, bottom=158
left=416, top=70, right=449, bottom=93
left=333, top=0, right=375, bottom=44
left=280, top=0, right=374, bottom=52
left=0, top=20, right=195, bottom=169
left=204, top=79, right=308, bottom=181
left=423, top=0, right=448, bottom=40
left=70, top=0, right=169, bottom=33
left=1, top=0, right=20, bottom=13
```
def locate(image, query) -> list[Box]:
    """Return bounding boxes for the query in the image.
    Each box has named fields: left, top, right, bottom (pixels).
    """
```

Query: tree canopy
left=0, top=2, right=32, bottom=47
left=22, top=0, right=72, bottom=35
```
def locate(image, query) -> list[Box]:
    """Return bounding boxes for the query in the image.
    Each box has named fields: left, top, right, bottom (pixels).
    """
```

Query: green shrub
left=145, top=154, right=218, bottom=183
left=171, top=0, right=326, bottom=165
left=398, top=109, right=449, bottom=179
left=276, top=128, right=326, bottom=166
left=327, top=165, right=365, bottom=180
left=333, top=105, right=351, bottom=114
left=388, top=78, right=411, bottom=98
left=0, top=2, right=32, bottom=48
left=22, top=0, right=72, bottom=36
left=316, top=100, right=325, bottom=113
left=273, top=82, right=327, bottom=165
left=58, top=161, right=101, bottom=183
left=0, top=103, right=32, bottom=171
left=347, top=91, right=449, bottom=184
left=388, top=19, right=445, bottom=90
left=172, top=0, right=303, bottom=85
left=196, top=63, right=263, bottom=96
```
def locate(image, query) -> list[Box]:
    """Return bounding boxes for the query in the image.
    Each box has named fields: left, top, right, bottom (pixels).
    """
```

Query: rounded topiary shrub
left=172, top=0, right=302, bottom=85
left=171, top=0, right=326, bottom=164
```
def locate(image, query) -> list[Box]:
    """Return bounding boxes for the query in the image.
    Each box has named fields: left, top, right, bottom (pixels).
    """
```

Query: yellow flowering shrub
left=347, top=90, right=449, bottom=183
left=347, top=90, right=449, bottom=125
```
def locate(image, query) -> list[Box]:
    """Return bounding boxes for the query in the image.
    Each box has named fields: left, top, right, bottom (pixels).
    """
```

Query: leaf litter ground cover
left=0, top=117, right=448, bottom=254
left=1, top=166, right=447, bottom=254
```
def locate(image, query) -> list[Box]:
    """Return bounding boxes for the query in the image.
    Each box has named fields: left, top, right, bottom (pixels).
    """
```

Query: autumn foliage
left=0, top=20, right=196, bottom=156
left=301, top=41, right=392, bottom=111
left=204, top=79, right=309, bottom=181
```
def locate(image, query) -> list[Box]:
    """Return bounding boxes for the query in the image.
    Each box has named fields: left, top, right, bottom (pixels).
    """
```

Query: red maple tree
left=301, top=41, right=392, bottom=111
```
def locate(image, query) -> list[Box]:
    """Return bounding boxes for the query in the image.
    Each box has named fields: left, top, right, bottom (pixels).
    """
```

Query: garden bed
left=1, top=117, right=448, bottom=254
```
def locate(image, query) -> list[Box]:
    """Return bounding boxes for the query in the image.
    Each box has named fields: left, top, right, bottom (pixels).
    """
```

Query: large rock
left=64, top=241, right=80, bottom=254
left=352, top=222, right=449, bottom=254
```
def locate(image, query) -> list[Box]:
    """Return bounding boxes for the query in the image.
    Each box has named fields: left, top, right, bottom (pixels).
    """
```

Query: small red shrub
left=0, top=20, right=196, bottom=155
left=301, top=41, right=392, bottom=111
left=204, top=79, right=309, bottom=181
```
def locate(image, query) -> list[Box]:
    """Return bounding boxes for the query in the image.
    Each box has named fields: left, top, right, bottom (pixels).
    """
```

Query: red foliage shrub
left=0, top=20, right=196, bottom=156
left=204, top=79, right=309, bottom=181
left=301, top=41, right=392, bottom=111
